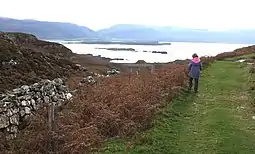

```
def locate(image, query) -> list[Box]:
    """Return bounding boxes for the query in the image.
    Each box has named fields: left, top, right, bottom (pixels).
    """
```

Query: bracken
left=9, top=44, right=255, bottom=153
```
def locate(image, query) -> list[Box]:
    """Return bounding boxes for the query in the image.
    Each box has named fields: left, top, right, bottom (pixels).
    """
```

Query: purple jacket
left=188, top=57, right=202, bottom=79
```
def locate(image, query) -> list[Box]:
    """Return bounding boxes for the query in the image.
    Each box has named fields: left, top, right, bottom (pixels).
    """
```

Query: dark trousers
left=188, top=77, right=199, bottom=92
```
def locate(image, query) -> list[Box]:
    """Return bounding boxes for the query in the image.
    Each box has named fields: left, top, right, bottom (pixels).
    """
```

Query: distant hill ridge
left=1, top=17, right=255, bottom=43
left=0, top=17, right=100, bottom=40
left=98, top=24, right=255, bottom=44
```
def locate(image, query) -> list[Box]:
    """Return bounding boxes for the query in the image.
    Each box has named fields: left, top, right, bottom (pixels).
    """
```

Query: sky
left=0, top=0, right=254, bottom=30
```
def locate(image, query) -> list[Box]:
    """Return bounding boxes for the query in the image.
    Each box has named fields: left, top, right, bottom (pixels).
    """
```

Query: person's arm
left=200, top=62, right=202, bottom=71
left=188, top=61, right=192, bottom=72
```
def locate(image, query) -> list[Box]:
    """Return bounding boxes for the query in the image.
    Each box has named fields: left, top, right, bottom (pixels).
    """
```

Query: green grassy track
left=99, top=61, right=255, bottom=154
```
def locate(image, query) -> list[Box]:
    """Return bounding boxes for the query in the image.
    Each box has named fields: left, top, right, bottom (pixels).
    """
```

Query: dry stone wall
left=0, top=78, right=72, bottom=139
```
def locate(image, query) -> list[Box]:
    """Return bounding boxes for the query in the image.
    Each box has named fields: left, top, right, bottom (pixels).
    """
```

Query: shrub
left=1, top=64, right=189, bottom=153
left=215, top=45, right=255, bottom=60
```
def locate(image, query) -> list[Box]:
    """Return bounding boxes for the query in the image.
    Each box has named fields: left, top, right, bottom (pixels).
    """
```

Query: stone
left=7, top=125, right=18, bottom=134
left=2, top=96, right=10, bottom=102
left=86, top=76, right=96, bottom=84
left=7, top=109, right=13, bottom=117
left=0, top=107, right=7, bottom=113
left=13, top=88, right=22, bottom=95
left=51, top=91, right=56, bottom=96
left=7, top=93, right=16, bottom=99
left=21, top=100, right=27, bottom=106
left=33, top=104, right=40, bottom=110
left=37, top=98, right=43, bottom=104
left=31, top=99, right=36, bottom=108
left=2, top=102, right=9, bottom=107
left=23, top=114, right=30, bottom=121
left=25, top=107, right=31, bottom=115
left=44, top=96, right=50, bottom=103
left=10, top=114, right=19, bottom=125
left=4, top=101, right=13, bottom=108
left=0, top=115, right=9, bottom=129
left=54, top=78, right=64, bottom=85
left=8, top=59, right=17, bottom=65
left=12, top=100, right=19, bottom=106
left=18, top=96, right=25, bottom=101
left=81, top=67, right=88, bottom=72
left=80, top=78, right=86, bottom=83
left=11, top=126, right=18, bottom=134
left=36, top=92, right=42, bottom=98
left=11, top=108, right=19, bottom=114
left=60, top=93, right=66, bottom=99
left=6, top=134, right=17, bottom=140
left=31, top=83, right=40, bottom=91
left=44, top=83, right=55, bottom=92
left=107, top=69, right=120, bottom=75
left=57, top=85, right=68, bottom=92
left=20, top=108, right=26, bottom=117
left=41, top=79, right=51, bottom=84
left=33, top=83, right=39, bottom=87
left=24, top=95, right=32, bottom=100
left=0, top=100, right=5, bottom=108
left=56, top=100, right=64, bottom=107
left=75, top=64, right=81, bottom=67
left=0, top=94, right=6, bottom=100
left=66, top=93, right=72, bottom=100
left=21, top=85, right=30, bottom=93
left=27, top=100, right=31, bottom=106
left=52, top=95, right=58, bottom=102
left=40, top=85, right=44, bottom=92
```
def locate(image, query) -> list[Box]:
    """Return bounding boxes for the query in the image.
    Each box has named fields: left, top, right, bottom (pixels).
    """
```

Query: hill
left=98, top=24, right=162, bottom=41
left=0, top=32, right=126, bottom=93
left=98, top=24, right=255, bottom=44
left=0, top=17, right=100, bottom=40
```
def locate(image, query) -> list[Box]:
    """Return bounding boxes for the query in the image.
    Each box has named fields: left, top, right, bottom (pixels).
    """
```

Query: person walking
left=188, top=53, right=202, bottom=93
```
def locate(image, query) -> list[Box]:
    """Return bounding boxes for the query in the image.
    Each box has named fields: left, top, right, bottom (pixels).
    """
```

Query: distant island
left=95, top=47, right=168, bottom=54
left=64, top=41, right=171, bottom=45
left=152, top=51, right=167, bottom=54
left=95, top=47, right=136, bottom=51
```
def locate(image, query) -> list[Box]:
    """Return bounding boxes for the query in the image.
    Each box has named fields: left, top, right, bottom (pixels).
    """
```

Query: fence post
left=151, top=64, right=155, bottom=73
left=48, top=102, right=56, bottom=154
left=130, top=67, right=133, bottom=73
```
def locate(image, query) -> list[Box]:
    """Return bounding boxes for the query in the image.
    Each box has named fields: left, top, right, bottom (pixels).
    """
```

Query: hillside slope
left=0, top=32, right=125, bottom=93
left=0, top=32, right=84, bottom=93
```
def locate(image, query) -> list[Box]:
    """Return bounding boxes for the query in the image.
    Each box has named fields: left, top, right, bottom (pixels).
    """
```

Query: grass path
left=100, top=61, right=255, bottom=154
